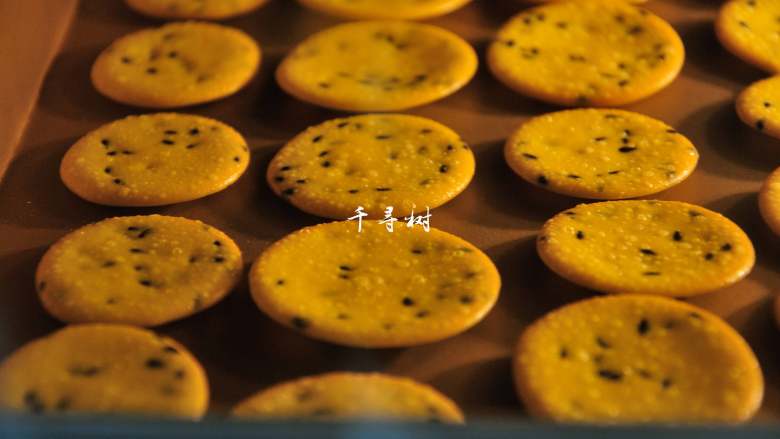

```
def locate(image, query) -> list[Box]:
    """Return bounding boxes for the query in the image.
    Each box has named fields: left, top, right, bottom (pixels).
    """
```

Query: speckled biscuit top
left=0, top=324, right=209, bottom=418
left=61, top=113, right=250, bottom=207
left=488, top=0, right=684, bottom=106
left=515, top=295, right=763, bottom=423
left=36, top=215, right=243, bottom=327
left=537, top=201, right=755, bottom=297
left=249, top=221, right=500, bottom=348
left=716, top=0, right=780, bottom=73
left=267, top=114, right=475, bottom=219
left=276, top=20, right=478, bottom=111
left=505, top=109, right=698, bottom=199
left=232, top=372, right=464, bottom=422
left=91, top=22, right=260, bottom=108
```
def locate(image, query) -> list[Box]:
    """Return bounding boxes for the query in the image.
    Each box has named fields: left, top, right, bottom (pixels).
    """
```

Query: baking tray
left=1, top=0, right=780, bottom=434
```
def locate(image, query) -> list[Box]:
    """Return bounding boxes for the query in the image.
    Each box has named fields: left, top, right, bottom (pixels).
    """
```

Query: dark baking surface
left=1, top=0, right=780, bottom=425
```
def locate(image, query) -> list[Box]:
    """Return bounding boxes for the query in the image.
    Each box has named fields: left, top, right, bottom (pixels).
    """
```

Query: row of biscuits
left=1, top=0, right=776, bottom=425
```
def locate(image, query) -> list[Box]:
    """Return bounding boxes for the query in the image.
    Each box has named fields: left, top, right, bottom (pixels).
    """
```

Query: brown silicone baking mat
left=1, top=0, right=780, bottom=422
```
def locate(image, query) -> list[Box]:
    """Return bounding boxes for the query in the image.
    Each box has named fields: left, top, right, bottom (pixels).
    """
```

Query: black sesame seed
left=276, top=279, right=285, bottom=286
left=121, top=56, right=132, bottom=64
left=162, top=139, right=175, bottom=145
left=643, top=271, right=661, bottom=276
left=174, top=370, right=186, bottom=380
left=337, top=122, right=349, bottom=128
left=189, top=128, right=199, bottom=135
left=296, top=179, right=307, bottom=184
left=411, top=248, right=424, bottom=255
left=213, top=256, right=225, bottom=263
left=104, top=167, right=112, bottom=174
left=765, top=102, right=772, bottom=108
left=164, top=130, right=177, bottom=135
left=101, top=139, right=110, bottom=146
left=163, top=346, right=178, bottom=354
left=640, top=248, right=657, bottom=256
left=416, top=310, right=430, bottom=318
left=402, top=297, right=415, bottom=306
left=439, top=164, right=449, bottom=173
left=568, top=174, right=581, bottom=179
left=460, top=295, right=474, bottom=304
left=637, top=318, right=650, bottom=335
left=618, top=146, right=638, bottom=153
left=348, top=189, right=360, bottom=194
left=130, top=248, right=144, bottom=253
left=146, top=67, right=158, bottom=74
left=596, top=337, right=611, bottom=349
left=661, top=378, right=673, bottom=389
left=608, top=170, right=621, bottom=175
left=186, top=143, right=198, bottom=149
left=213, top=240, right=222, bottom=247
left=139, top=279, right=153, bottom=287
left=598, top=369, right=623, bottom=381
left=102, top=260, right=116, bottom=268
left=705, top=252, right=714, bottom=261
left=23, top=391, right=44, bottom=414
left=339, top=265, right=352, bottom=271
left=537, top=175, right=549, bottom=185
left=673, top=230, right=683, bottom=241
left=559, top=347, right=569, bottom=358
left=576, top=231, right=585, bottom=240
left=107, top=151, right=117, bottom=156
left=146, top=358, right=165, bottom=369
left=594, top=136, right=607, bottom=142
left=69, top=365, right=101, bottom=377
left=274, top=176, right=285, bottom=183
left=312, top=135, right=324, bottom=143
left=292, top=316, right=309, bottom=330
left=375, top=134, right=392, bottom=140
left=233, top=156, right=240, bottom=162
left=321, top=161, right=331, bottom=168
left=721, top=243, right=732, bottom=251
left=375, top=187, right=391, bottom=192
left=757, top=120, right=766, bottom=131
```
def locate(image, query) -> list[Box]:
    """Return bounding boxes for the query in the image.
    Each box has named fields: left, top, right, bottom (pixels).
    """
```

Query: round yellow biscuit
left=0, top=324, right=209, bottom=418
left=61, top=113, right=250, bottom=207
left=505, top=109, right=698, bottom=199
left=759, top=166, right=780, bottom=236
left=232, top=372, right=464, bottom=422
left=295, top=0, right=471, bottom=20
left=276, top=21, right=478, bottom=112
left=268, top=114, right=475, bottom=219
left=537, top=201, right=755, bottom=297
left=36, top=215, right=243, bottom=327
left=92, top=22, right=260, bottom=108
left=736, top=75, right=780, bottom=139
left=249, top=221, right=500, bottom=348
left=126, top=0, right=268, bottom=20
left=488, top=0, right=684, bottom=106
left=514, top=295, right=763, bottom=423
left=716, top=0, right=780, bottom=73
